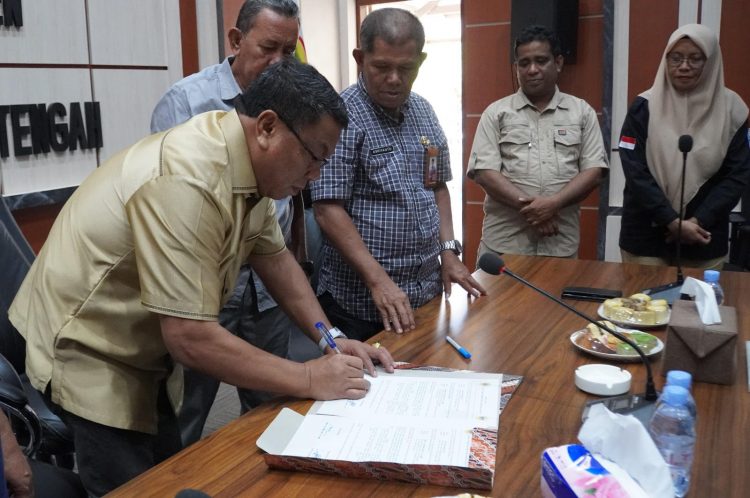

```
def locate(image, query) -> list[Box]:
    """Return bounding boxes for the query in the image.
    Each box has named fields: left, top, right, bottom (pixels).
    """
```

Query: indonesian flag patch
left=619, top=136, right=636, bottom=150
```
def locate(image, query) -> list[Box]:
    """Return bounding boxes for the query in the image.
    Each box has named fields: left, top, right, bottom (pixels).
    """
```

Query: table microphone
left=642, top=134, right=693, bottom=304
left=477, top=253, right=659, bottom=423
left=674, top=134, right=693, bottom=284
left=175, top=490, right=212, bottom=498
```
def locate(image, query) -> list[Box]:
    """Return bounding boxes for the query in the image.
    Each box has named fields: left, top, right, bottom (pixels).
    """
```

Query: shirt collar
left=512, top=86, right=564, bottom=111
left=220, top=56, right=244, bottom=103
left=356, top=73, right=410, bottom=124
left=219, top=110, right=259, bottom=198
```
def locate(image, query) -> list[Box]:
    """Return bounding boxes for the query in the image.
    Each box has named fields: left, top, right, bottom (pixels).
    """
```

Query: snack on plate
left=584, top=321, right=659, bottom=355
left=602, top=294, right=668, bottom=325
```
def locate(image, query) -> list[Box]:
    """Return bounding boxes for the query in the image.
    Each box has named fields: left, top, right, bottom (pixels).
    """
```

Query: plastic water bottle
left=659, top=370, right=697, bottom=418
left=703, top=269, right=724, bottom=305
left=649, top=385, right=696, bottom=497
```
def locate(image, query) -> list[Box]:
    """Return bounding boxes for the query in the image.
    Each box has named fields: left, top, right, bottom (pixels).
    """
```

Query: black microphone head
left=478, top=253, right=505, bottom=275
left=678, top=135, right=693, bottom=153
left=175, top=490, right=212, bottom=498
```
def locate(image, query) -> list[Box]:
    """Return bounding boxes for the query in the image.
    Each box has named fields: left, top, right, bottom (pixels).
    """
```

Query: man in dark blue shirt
left=311, top=8, right=485, bottom=341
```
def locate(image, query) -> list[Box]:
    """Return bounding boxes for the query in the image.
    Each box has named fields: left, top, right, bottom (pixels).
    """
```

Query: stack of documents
left=257, top=365, right=523, bottom=490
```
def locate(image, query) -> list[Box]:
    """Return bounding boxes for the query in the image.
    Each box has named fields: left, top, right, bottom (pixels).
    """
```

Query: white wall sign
left=0, top=0, right=182, bottom=197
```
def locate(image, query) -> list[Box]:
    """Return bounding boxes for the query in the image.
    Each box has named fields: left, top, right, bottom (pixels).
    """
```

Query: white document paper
left=314, top=374, right=500, bottom=428
left=278, top=369, right=501, bottom=466
left=281, top=415, right=473, bottom=465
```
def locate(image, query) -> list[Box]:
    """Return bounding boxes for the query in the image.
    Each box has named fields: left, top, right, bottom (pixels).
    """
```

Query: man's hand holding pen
left=302, top=319, right=394, bottom=400
left=332, top=338, right=395, bottom=376
left=303, top=354, right=371, bottom=400
left=302, top=340, right=394, bottom=400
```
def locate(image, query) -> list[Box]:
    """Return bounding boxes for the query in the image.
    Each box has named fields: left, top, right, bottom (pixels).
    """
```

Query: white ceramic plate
left=597, top=304, right=670, bottom=329
left=570, top=326, right=664, bottom=362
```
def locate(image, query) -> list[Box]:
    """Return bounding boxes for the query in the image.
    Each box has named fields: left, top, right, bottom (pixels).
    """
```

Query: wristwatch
left=439, top=239, right=462, bottom=256
left=318, top=326, right=347, bottom=352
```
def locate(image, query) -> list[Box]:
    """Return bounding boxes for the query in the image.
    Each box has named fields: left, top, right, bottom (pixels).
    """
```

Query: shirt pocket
left=498, top=125, right=532, bottom=176
left=552, top=125, right=582, bottom=178
left=365, top=151, right=403, bottom=195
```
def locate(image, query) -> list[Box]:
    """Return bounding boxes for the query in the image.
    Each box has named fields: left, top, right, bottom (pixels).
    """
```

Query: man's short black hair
left=360, top=8, right=425, bottom=53
left=236, top=0, right=299, bottom=34
left=237, top=58, right=348, bottom=130
left=514, top=25, right=562, bottom=59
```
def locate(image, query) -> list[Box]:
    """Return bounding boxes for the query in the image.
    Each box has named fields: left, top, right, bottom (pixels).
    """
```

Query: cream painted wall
left=300, top=0, right=346, bottom=91
left=196, top=1, right=221, bottom=69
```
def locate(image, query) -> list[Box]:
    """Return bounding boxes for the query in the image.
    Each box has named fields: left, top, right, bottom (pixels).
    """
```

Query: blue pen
left=446, top=336, right=471, bottom=359
left=315, top=322, right=342, bottom=354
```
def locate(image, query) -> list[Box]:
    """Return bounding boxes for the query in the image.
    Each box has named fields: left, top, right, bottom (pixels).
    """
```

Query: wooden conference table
left=109, top=255, right=749, bottom=497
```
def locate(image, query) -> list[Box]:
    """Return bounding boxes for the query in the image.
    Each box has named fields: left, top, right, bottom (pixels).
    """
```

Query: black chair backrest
left=0, top=196, right=35, bottom=373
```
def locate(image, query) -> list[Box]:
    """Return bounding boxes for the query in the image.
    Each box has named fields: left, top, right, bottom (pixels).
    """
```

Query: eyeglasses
left=666, top=53, right=706, bottom=69
left=279, top=117, right=328, bottom=167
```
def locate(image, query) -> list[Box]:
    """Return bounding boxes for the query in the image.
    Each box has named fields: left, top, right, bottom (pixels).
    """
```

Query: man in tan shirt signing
left=467, top=25, right=608, bottom=258
left=9, top=59, right=393, bottom=497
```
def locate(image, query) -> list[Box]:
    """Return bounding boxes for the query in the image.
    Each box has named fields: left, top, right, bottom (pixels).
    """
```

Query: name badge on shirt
left=420, top=136, right=439, bottom=188
left=371, top=145, right=394, bottom=156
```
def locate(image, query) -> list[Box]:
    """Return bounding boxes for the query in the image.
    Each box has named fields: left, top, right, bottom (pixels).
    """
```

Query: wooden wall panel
left=463, top=0, right=510, bottom=25
left=222, top=0, right=247, bottom=58
left=627, top=0, right=679, bottom=103
left=557, top=16, right=603, bottom=111
left=12, top=204, right=64, bottom=254
left=462, top=24, right=514, bottom=115
left=179, top=0, right=200, bottom=76
left=579, top=207, right=599, bottom=260
left=579, top=0, right=603, bottom=16
left=462, top=203, right=485, bottom=271
left=720, top=0, right=750, bottom=106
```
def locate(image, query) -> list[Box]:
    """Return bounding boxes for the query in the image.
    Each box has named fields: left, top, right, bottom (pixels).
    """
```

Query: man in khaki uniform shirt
left=468, top=25, right=607, bottom=257
left=9, top=60, right=393, bottom=497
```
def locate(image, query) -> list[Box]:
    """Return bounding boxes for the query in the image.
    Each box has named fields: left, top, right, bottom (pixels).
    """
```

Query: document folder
left=257, top=364, right=523, bottom=491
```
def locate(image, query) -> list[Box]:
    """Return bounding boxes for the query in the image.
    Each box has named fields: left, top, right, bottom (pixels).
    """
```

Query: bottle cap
left=661, top=385, right=689, bottom=406
left=666, top=370, right=692, bottom=390
left=703, top=269, right=720, bottom=282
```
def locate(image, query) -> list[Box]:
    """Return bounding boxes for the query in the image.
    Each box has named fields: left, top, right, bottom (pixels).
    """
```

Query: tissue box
left=541, top=445, right=644, bottom=497
left=663, top=300, right=738, bottom=385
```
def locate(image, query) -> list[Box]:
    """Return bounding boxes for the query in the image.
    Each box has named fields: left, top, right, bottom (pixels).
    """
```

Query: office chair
left=0, top=352, right=43, bottom=455
left=0, top=351, right=87, bottom=497
left=0, top=196, right=75, bottom=468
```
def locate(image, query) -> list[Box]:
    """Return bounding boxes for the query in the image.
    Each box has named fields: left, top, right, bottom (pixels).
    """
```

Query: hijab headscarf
left=640, top=23, right=748, bottom=213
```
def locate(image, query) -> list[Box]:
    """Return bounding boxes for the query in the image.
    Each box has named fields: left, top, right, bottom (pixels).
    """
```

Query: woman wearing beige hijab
left=618, top=23, right=749, bottom=270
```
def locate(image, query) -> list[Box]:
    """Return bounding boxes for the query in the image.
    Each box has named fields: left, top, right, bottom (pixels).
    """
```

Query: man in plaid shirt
left=310, top=8, right=485, bottom=341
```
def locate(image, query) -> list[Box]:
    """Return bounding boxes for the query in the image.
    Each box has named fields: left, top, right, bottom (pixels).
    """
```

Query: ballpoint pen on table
left=446, top=336, right=472, bottom=359
left=315, top=322, right=342, bottom=354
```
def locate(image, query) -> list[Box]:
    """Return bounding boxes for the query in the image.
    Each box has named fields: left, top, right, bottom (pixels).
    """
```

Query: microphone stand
left=478, top=252, right=660, bottom=424
left=674, top=145, right=688, bottom=283
left=642, top=139, right=691, bottom=304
